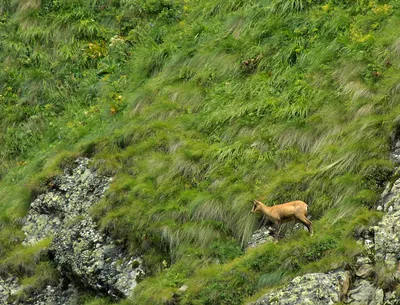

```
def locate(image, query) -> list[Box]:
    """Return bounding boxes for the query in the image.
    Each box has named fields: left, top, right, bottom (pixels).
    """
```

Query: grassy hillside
left=0, top=0, right=399, bottom=304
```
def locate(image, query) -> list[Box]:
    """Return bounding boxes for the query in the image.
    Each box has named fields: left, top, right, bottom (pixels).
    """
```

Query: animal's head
left=251, top=200, right=262, bottom=213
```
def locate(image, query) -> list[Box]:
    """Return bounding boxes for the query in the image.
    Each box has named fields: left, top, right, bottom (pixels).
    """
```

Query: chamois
left=251, top=199, right=313, bottom=241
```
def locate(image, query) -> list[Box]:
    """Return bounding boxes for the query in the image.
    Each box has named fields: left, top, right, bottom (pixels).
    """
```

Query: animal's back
left=272, top=200, right=308, bottom=215
left=276, top=200, right=307, bottom=208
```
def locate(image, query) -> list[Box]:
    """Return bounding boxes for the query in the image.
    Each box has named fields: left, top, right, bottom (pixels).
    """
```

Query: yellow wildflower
left=322, top=4, right=329, bottom=12
left=110, top=106, right=118, bottom=114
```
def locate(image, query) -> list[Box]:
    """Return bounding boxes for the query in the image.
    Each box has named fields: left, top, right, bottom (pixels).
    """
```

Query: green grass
left=0, top=0, right=399, bottom=303
left=127, top=207, right=382, bottom=305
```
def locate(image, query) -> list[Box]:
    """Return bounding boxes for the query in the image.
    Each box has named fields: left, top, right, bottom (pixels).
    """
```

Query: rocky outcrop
left=353, top=256, right=374, bottom=279
left=345, top=280, right=384, bottom=305
left=373, top=177, right=400, bottom=269
left=247, top=221, right=310, bottom=249
left=0, top=277, right=20, bottom=304
left=20, top=280, right=79, bottom=305
left=22, top=158, right=112, bottom=245
left=50, top=218, right=143, bottom=298
left=19, top=158, right=144, bottom=300
left=391, top=137, right=400, bottom=164
left=246, top=227, right=275, bottom=248
left=253, top=271, right=350, bottom=305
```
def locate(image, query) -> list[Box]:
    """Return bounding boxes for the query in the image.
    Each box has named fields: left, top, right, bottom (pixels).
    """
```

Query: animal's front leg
left=274, top=221, right=281, bottom=243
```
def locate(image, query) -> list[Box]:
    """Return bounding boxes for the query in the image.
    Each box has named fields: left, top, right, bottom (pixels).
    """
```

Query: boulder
left=0, top=276, right=20, bottom=304
left=253, top=270, right=350, bottom=305
left=345, top=280, right=383, bottom=305
left=354, top=256, right=374, bottom=279
left=21, top=281, right=79, bottom=305
left=22, top=158, right=112, bottom=245
left=246, top=227, right=275, bottom=249
left=373, top=175, right=400, bottom=269
left=50, top=218, right=144, bottom=298
left=22, top=158, right=144, bottom=299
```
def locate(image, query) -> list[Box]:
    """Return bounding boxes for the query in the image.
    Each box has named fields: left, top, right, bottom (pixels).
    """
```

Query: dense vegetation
left=0, top=0, right=399, bottom=304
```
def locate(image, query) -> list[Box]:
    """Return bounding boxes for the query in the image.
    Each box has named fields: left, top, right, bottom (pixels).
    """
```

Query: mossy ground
left=0, top=0, right=399, bottom=304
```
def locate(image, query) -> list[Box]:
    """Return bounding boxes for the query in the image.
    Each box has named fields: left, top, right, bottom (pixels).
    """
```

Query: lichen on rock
left=22, top=158, right=112, bottom=245
left=21, top=157, right=144, bottom=299
left=246, top=227, right=275, bottom=249
left=0, top=276, right=21, bottom=304
left=370, top=175, right=400, bottom=269
left=50, top=218, right=144, bottom=298
left=253, top=271, right=350, bottom=305
left=345, top=279, right=383, bottom=305
left=20, top=280, right=79, bottom=305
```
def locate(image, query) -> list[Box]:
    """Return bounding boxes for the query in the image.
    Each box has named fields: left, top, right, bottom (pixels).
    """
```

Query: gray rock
left=246, top=227, right=275, bottom=249
left=355, top=264, right=374, bottom=278
left=374, top=211, right=400, bottom=269
left=23, top=158, right=112, bottom=245
left=50, top=218, right=144, bottom=298
left=373, top=289, right=384, bottom=305
left=364, top=239, right=375, bottom=250
left=178, top=285, right=188, bottom=293
left=360, top=174, right=400, bottom=269
left=22, top=158, right=144, bottom=299
left=391, top=140, right=400, bottom=164
left=22, top=281, right=79, bottom=305
left=355, top=255, right=372, bottom=266
left=352, top=170, right=400, bottom=304
left=253, top=270, right=350, bottom=305
left=0, top=276, right=21, bottom=304
left=383, top=291, right=400, bottom=305
left=345, top=280, right=383, bottom=305
left=354, top=257, right=374, bottom=279
left=379, top=177, right=400, bottom=213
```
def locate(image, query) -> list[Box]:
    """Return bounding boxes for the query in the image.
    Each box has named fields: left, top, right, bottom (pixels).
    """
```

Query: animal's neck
left=259, top=202, right=273, bottom=216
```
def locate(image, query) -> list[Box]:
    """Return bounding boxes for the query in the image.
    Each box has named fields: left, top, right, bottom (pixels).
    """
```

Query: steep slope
left=0, top=0, right=400, bottom=304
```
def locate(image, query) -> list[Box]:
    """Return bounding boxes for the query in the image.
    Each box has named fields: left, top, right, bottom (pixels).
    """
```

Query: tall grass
left=0, top=0, right=399, bottom=303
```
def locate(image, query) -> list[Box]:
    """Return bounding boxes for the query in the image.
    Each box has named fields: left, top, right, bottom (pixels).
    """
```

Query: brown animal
left=251, top=199, right=313, bottom=241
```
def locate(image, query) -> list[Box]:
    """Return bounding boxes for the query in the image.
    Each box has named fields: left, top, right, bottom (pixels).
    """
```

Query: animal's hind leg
left=297, top=216, right=313, bottom=236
